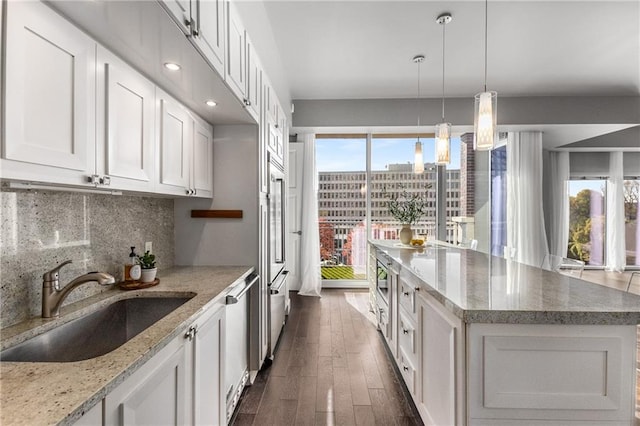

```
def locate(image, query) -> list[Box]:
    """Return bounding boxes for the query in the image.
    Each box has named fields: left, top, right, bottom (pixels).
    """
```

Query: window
left=316, top=138, right=367, bottom=281
left=316, top=135, right=462, bottom=284
left=568, top=180, right=606, bottom=266
left=624, top=179, right=639, bottom=267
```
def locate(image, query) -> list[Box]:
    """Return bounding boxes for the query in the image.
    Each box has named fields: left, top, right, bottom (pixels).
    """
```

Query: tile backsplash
left=0, top=188, right=174, bottom=328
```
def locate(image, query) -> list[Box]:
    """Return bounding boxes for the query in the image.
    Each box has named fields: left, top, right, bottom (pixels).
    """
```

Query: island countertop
left=372, top=240, right=640, bottom=325
left=0, top=265, right=254, bottom=426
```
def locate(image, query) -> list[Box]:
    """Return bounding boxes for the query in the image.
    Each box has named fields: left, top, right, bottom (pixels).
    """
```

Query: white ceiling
left=259, top=0, right=640, bottom=101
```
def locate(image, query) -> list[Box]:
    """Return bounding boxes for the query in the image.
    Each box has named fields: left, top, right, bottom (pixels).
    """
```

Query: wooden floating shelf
left=191, top=210, right=243, bottom=219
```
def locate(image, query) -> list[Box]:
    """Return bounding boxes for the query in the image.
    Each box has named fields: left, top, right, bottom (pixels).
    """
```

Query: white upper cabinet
left=225, top=2, right=246, bottom=101
left=96, top=47, right=156, bottom=192
left=2, top=1, right=95, bottom=186
left=157, top=90, right=193, bottom=196
left=192, top=0, right=225, bottom=77
left=160, top=0, right=192, bottom=35
left=245, top=34, right=262, bottom=122
left=161, top=0, right=225, bottom=77
left=191, top=116, right=214, bottom=198
left=156, top=89, right=213, bottom=198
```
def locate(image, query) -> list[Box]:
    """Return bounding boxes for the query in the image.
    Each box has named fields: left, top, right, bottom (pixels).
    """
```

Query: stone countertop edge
left=371, top=241, right=640, bottom=326
left=0, top=265, right=254, bottom=426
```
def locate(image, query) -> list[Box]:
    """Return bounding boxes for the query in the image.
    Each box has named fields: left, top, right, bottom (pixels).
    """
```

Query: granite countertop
left=0, top=265, right=254, bottom=426
left=372, top=240, right=640, bottom=325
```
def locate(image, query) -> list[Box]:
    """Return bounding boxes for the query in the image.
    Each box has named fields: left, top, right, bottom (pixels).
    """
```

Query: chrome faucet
left=42, top=260, right=116, bottom=318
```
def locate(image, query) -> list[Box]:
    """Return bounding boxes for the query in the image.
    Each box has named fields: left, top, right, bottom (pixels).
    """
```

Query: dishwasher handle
left=226, top=274, right=259, bottom=305
left=269, top=270, right=289, bottom=295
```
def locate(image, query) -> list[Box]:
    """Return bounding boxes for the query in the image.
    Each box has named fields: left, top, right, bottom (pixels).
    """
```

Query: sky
left=316, top=137, right=462, bottom=172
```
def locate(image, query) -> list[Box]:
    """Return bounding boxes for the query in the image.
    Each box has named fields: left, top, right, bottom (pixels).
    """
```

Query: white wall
left=174, top=125, right=259, bottom=266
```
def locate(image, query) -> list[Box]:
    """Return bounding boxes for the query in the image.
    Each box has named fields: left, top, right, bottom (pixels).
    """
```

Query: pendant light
left=413, top=54, right=425, bottom=174
left=435, top=13, right=452, bottom=165
left=474, top=0, right=497, bottom=151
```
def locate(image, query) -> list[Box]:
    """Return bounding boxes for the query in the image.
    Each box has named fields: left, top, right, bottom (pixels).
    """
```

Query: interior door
left=287, top=142, right=304, bottom=291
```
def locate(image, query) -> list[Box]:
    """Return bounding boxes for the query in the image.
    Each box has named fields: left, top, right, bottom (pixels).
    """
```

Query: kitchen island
left=0, top=265, right=254, bottom=426
left=370, top=240, right=640, bottom=425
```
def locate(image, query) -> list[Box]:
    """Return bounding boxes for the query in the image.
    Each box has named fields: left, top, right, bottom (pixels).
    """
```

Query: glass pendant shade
left=474, top=91, right=497, bottom=151
left=414, top=141, right=424, bottom=173
left=435, top=122, right=451, bottom=165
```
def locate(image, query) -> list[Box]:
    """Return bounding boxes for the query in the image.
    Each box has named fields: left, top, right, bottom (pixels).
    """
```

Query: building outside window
left=315, top=135, right=462, bottom=284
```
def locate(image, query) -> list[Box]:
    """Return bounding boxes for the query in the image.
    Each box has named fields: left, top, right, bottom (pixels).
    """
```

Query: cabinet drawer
left=398, top=347, right=417, bottom=396
left=399, top=279, right=417, bottom=318
left=398, top=309, right=417, bottom=365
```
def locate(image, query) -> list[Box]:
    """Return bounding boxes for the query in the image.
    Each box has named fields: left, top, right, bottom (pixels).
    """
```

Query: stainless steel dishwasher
left=224, top=273, right=258, bottom=422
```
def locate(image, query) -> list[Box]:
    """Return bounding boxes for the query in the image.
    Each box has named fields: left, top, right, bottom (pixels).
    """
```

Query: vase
left=140, top=267, right=157, bottom=283
left=399, top=224, right=413, bottom=245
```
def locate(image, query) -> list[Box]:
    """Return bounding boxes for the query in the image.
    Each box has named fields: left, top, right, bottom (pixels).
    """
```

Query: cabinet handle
left=243, top=99, right=251, bottom=106
left=403, top=291, right=410, bottom=297
left=184, top=326, right=196, bottom=341
left=100, top=176, right=111, bottom=186
left=88, top=174, right=100, bottom=185
left=402, top=328, right=409, bottom=334
left=402, top=366, right=409, bottom=372
left=414, top=286, right=420, bottom=292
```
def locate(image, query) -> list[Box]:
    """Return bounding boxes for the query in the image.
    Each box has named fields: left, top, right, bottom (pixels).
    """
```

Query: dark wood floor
left=231, top=290, right=422, bottom=426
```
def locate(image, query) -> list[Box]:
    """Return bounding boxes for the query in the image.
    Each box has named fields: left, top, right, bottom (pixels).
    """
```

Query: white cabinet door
left=105, top=336, right=188, bottom=426
left=190, top=305, right=225, bottom=426
left=97, top=47, right=155, bottom=192
left=2, top=1, right=95, bottom=185
left=244, top=34, right=261, bottom=121
left=191, top=115, right=214, bottom=198
left=156, top=90, right=192, bottom=196
left=415, top=291, right=464, bottom=426
left=225, top=2, right=246, bottom=100
left=160, top=0, right=192, bottom=35
left=193, top=0, right=225, bottom=77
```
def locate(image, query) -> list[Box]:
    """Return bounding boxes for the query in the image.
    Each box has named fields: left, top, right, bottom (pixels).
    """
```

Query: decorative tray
left=118, top=278, right=160, bottom=290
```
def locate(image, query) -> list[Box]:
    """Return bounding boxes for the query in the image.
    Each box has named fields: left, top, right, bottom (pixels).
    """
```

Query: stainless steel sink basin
left=0, top=296, right=193, bottom=362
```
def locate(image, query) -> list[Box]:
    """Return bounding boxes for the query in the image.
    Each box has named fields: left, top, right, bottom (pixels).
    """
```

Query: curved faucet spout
left=42, top=261, right=116, bottom=318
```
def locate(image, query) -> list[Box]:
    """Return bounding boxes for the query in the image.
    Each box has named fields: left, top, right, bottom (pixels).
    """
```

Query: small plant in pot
left=137, top=250, right=157, bottom=283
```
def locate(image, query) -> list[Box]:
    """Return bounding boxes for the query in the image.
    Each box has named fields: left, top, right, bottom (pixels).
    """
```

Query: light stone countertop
left=372, top=240, right=640, bottom=325
left=0, top=265, right=254, bottom=426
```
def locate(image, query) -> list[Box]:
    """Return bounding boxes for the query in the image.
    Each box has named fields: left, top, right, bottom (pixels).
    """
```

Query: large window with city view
left=316, top=137, right=367, bottom=282
left=315, top=135, right=462, bottom=283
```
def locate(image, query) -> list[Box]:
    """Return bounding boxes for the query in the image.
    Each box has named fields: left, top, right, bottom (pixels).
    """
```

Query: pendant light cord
left=484, top=0, right=488, bottom=92
left=417, top=59, right=421, bottom=141
left=441, top=21, right=446, bottom=122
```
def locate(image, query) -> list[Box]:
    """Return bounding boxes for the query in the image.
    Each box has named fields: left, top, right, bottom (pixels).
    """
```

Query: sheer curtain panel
left=547, top=151, right=570, bottom=257
left=606, top=152, right=625, bottom=272
left=298, top=134, right=322, bottom=297
left=506, top=131, right=549, bottom=267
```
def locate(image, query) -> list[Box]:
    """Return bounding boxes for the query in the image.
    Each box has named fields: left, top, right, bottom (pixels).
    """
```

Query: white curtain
left=506, top=132, right=549, bottom=267
left=606, top=152, right=625, bottom=272
left=298, top=134, right=322, bottom=297
left=547, top=151, right=570, bottom=257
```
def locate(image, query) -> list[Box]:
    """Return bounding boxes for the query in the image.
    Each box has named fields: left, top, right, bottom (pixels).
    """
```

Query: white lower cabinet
left=415, top=290, right=464, bottom=426
left=104, top=334, right=188, bottom=425
left=101, top=304, right=225, bottom=426
left=189, top=303, right=226, bottom=426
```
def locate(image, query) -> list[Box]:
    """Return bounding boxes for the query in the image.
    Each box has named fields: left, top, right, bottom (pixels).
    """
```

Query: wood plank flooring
left=231, top=290, right=422, bottom=426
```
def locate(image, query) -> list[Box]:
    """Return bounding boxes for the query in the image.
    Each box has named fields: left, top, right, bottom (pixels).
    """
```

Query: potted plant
left=137, top=250, right=157, bottom=283
left=384, top=184, right=430, bottom=244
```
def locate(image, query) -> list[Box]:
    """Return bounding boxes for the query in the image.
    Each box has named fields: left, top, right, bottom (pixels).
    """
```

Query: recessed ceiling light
left=164, top=62, right=181, bottom=71
left=205, top=100, right=217, bottom=107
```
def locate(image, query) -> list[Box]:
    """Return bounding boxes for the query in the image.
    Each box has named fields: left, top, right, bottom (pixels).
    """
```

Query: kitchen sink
left=0, top=296, right=194, bottom=363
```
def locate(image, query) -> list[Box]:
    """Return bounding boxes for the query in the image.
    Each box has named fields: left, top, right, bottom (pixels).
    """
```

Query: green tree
left=319, top=218, right=335, bottom=261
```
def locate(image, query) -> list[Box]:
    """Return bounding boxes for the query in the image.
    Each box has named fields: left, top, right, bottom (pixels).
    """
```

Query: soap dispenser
left=123, top=247, right=140, bottom=283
